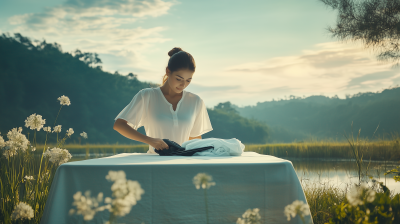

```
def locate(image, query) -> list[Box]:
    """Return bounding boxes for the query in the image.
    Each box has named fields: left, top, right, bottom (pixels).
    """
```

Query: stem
left=108, top=211, right=117, bottom=224
left=53, top=106, right=63, bottom=127
left=35, top=131, right=48, bottom=199
left=204, top=188, right=209, bottom=224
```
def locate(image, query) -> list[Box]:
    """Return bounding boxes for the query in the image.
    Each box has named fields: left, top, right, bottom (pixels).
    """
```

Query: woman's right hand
left=149, top=138, right=169, bottom=150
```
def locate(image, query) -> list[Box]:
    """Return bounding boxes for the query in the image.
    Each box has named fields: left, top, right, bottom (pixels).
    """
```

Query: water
left=288, top=158, right=400, bottom=194
left=68, top=154, right=400, bottom=194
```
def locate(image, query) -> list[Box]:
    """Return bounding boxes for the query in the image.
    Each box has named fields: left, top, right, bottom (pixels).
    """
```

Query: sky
left=1, top=0, right=400, bottom=107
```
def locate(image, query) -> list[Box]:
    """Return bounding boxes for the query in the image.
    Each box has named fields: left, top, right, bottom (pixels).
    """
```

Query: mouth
left=176, top=87, right=183, bottom=91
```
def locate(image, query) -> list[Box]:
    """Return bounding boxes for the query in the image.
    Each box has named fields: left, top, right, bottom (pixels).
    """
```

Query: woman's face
left=166, top=68, right=194, bottom=93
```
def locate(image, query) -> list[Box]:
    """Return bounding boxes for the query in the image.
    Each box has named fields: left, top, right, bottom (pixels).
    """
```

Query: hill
left=232, top=87, right=400, bottom=142
left=0, top=33, right=269, bottom=144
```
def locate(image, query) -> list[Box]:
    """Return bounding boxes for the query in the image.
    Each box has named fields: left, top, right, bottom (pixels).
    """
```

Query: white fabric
left=115, top=87, right=213, bottom=154
left=182, top=138, right=245, bottom=156
left=40, top=152, right=313, bottom=224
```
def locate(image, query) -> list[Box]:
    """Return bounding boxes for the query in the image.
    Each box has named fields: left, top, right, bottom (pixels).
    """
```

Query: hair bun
left=168, top=47, right=183, bottom=57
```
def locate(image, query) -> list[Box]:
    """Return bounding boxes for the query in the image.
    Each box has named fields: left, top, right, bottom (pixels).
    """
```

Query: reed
left=301, top=181, right=348, bottom=224
left=245, top=139, right=400, bottom=161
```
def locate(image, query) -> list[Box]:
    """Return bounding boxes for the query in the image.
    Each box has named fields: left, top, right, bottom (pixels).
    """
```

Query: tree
left=73, top=49, right=102, bottom=67
left=213, top=101, right=239, bottom=114
left=321, top=0, right=400, bottom=64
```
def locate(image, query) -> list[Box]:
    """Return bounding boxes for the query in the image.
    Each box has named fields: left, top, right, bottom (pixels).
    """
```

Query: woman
left=113, top=47, right=213, bottom=154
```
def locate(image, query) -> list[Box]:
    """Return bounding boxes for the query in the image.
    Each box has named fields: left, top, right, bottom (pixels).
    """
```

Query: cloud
left=222, top=42, right=400, bottom=101
left=7, top=0, right=175, bottom=68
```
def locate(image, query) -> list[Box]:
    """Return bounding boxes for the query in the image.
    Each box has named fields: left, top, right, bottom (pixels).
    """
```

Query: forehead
left=173, top=69, right=194, bottom=79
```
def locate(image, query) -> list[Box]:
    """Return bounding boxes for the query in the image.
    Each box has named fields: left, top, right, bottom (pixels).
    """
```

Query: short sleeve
left=114, top=90, right=147, bottom=130
left=189, top=98, right=213, bottom=137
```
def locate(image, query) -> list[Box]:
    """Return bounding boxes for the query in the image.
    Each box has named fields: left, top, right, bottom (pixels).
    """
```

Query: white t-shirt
left=114, top=87, right=213, bottom=154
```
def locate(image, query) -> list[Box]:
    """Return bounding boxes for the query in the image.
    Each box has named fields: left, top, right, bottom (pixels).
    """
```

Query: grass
left=245, top=139, right=400, bottom=161
left=41, top=139, right=400, bottom=161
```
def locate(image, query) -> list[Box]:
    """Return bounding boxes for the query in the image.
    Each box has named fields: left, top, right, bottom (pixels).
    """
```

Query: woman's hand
left=149, top=138, right=169, bottom=150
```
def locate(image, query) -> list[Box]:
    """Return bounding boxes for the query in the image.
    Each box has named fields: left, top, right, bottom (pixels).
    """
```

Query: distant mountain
left=0, top=33, right=268, bottom=144
left=231, top=87, right=400, bottom=142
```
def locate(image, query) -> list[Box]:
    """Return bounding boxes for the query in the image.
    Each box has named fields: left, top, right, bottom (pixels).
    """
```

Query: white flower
left=0, top=134, right=5, bottom=148
left=80, top=132, right=88, bottom=139
left=105, top=170, right=145, bottom=217
left=69, top=191, right=109, bottom=221
left=237, top=208, right=261, bottom=224
left=10, top=202, right=34, bottom=220
left=67, top=128, right=74, bottom=137
left=3, top=127, right=30, bottom=157
left=24, top=114, right=46, bottom=131
left=43, top=126, right=52, bottom=132
left=284, top=200, right=310, bottom=221
left=58, top=95, right=71, bottom=106
left=24, top=176, right=35, bottom=181
left=43, top=147, right=72, bottom=165
left=193, top=173, right=216, bottom=190
left=31, top=146, right=36, bottom=152
left=346, top=183, right=376, bottom=206
left=53, top=125, right=62, bottom=133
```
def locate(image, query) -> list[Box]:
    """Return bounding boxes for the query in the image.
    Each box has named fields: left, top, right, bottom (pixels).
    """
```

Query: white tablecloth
left=40, top=152, right=313, bottom=224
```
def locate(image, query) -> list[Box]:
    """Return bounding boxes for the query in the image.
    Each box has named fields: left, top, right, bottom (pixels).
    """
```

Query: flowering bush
left=0, top=95, right=87, bottom=224
left=327, top=182, right=400, bottom=224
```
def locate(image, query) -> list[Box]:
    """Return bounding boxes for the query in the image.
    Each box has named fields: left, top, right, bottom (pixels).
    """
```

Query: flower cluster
left=24, top=113, right=46, bottom=131
left=67, top=128, right=74, bottom=137
left=237, top=208, right=261, bottom=224
left=53, top=125, right=62, bottom=133
left=43, top=126, right=52, bottom=132
left=105, top=170, right=145, bottom=217
left=43, top=147, right=72, bottom=165
left=69, top=191, right=109, bottom=221
left=2, top=127, right=30, bottom=158
left=58, top=95, right=71, bottom=106
left=0, top=133, right=5, bottom=148
left=80, top=131, right=88, bottom=139
left=284, top=200, right=310, bottom=221
left=346, top=183, right=376, bottom=207
left=24, top=176, right=34, bottom=182
left=10, top=202, right=34, bottom=221
left=193, top=173, right=216, bottom=189
left=69, top=170, right=144, bottom=221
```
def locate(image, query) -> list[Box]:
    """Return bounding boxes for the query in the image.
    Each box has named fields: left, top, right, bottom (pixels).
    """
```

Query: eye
left=176, top=79, right=182, bottom=81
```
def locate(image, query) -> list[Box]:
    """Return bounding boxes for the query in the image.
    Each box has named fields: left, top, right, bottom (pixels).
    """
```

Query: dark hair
left=162, top=47, right=196, bottom=85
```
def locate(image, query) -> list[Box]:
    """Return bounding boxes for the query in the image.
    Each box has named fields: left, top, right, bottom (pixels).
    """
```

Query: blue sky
left=1, top=0, right=400, bottom=107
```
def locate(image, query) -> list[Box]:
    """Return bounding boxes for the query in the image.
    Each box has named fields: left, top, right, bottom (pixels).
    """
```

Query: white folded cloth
left=181, top=138, right=245, bottom=156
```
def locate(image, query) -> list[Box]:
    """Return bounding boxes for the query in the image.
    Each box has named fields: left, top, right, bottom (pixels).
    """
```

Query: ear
left=166, top=67, right=171, bottom=76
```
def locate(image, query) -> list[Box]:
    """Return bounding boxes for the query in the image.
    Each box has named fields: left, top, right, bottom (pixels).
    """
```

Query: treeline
left=232, top=87, right=400, bottom=142
left=0, top=33, right=269, bottom=144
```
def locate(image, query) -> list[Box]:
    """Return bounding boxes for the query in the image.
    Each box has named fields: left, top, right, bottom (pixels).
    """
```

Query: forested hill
left=231, top=87, right=400, bottom=142
left=0, top=33, right=269, bottom=144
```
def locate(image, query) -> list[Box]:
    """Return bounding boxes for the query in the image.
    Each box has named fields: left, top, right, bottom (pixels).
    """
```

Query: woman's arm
left=113, top=119, right=169, bottom=150
left=189, top=135, right=202, bottom=141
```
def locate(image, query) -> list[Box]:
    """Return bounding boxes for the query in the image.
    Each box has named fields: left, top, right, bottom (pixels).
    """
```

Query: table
left=40, top=152, right=313, bottom=224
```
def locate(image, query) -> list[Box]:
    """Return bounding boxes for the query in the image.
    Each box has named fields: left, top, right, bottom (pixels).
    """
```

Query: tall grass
left=35, top=137, right=400, bottom=162
left=245, top=139, right=400, bottom=161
